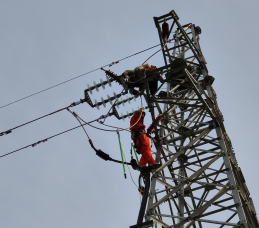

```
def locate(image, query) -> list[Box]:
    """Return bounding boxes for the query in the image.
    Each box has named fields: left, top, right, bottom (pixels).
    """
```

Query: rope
left=0, top=43, right=163, bottom=110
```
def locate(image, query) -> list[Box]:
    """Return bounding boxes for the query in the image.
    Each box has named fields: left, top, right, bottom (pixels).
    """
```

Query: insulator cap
left=162, top=22, right=170, bottom=40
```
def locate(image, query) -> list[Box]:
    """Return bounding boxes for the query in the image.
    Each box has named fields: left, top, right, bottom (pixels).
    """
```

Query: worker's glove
left=147, top=115, right=163, bottom=134
left=153, top=115, right=163, bottom=125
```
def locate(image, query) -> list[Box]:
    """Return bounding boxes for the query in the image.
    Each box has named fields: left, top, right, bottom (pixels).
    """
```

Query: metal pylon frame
left=83, top=9, right=259, bottom=228
left=133, top=10, right=258, bottom=228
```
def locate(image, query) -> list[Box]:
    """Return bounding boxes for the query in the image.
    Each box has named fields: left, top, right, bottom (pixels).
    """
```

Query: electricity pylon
left=133, top=10, right=258, bottom=228
left=84, top=10, right=259, bottom=228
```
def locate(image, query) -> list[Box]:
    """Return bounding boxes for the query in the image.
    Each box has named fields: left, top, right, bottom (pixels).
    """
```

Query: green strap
left=117, top=131, right=126, bottom=178
left=132, top=146, right=139, bottom=164
left=154, top=222, right=157, bottom=228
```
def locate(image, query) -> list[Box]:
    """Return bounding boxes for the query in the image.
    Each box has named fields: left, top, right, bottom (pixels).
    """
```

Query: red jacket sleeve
left=130, top=111, right=144, bottom=130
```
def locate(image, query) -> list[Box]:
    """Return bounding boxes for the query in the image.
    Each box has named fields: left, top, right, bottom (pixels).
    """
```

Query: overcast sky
left=0, top=1, right=259, bottom=228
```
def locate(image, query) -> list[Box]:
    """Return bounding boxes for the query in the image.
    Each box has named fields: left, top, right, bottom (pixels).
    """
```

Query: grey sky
left=0, top=1, right=259, bottom=228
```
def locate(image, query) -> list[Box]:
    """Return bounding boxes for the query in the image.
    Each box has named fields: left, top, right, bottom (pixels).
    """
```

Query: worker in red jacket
left=130, top=109, right=156, bottom=167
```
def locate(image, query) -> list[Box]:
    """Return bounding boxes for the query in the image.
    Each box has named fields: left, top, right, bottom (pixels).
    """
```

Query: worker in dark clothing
left=124, top=63, right=162, bottom=96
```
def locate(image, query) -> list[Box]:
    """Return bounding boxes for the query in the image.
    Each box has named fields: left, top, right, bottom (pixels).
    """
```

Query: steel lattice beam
left=137, top=10, right=258, bottom=228
left=83, top=9, right=259, bottom=228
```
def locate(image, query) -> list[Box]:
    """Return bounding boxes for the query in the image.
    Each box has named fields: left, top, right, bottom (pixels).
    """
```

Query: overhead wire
left=0, top=43, right=164, bottom=110
left=0, top=90, right=144, bottom=136
left=0, top=33, right=173, bottom=215
left=67, top=109, right=91, bottom=140
left=142, top=41, right=168, bottom=65
left=1, top=38, right=168, bottom=136
left=0, top=107, right=66, bottom=136
left=0, top=99, right=85, bottom=136
left=0, top=117, right=100, bottom=159
left=0, top=111, right=137, bottom=167
left=98, top=122, right=130, bottom=132
left=1, top=37, right=172, bottom=158
left=75, top=113, right=120, bottom=132
left=68, top=109, right=133, bottom=168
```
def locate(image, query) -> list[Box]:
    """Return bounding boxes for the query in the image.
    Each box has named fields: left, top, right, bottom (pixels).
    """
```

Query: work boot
left=148, top=163, right=161, bottom=170
left=137, top=165, right=147, bottom=172
left=131, top=159, right=138, bottom=170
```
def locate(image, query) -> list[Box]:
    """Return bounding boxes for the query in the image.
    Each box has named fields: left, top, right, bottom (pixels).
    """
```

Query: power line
left=0, top=99, right=86, bottom=136
left=0, top=111, right=137, bottom=161
left=0, top=43, right=162, bottom=110
left=0, top=40, right=170, bottom=136
left=0, top=93, right=132, bottom=137
left=0, top=41, right=171, bottom=154
left=0, top=88, right=134, bottom=136
left=0, top=116, right=101, bottom=159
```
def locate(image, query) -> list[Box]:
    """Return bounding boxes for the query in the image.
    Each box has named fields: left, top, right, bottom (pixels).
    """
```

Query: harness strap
left=132, top=130, right=144, bottom=153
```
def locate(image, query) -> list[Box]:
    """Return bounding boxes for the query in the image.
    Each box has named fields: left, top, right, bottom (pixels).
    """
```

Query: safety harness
left=131, top=129, right=145, bottom=154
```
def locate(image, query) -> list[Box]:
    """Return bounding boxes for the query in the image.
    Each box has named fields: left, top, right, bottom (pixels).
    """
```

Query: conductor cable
left=0, top=99, right=86, bottom=137
left=0, top=42, right=167, bottom=110
left=0, top=117, right=100, bottom=159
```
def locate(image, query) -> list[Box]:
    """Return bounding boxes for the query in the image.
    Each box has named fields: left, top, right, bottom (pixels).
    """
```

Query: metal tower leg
left=178, top=162, right=185, bottom=228
left=138, top=172, right=151, bottom=224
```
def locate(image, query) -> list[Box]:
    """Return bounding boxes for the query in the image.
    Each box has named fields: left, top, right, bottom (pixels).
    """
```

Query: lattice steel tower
left=84, top=10, right=259, bottom=228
